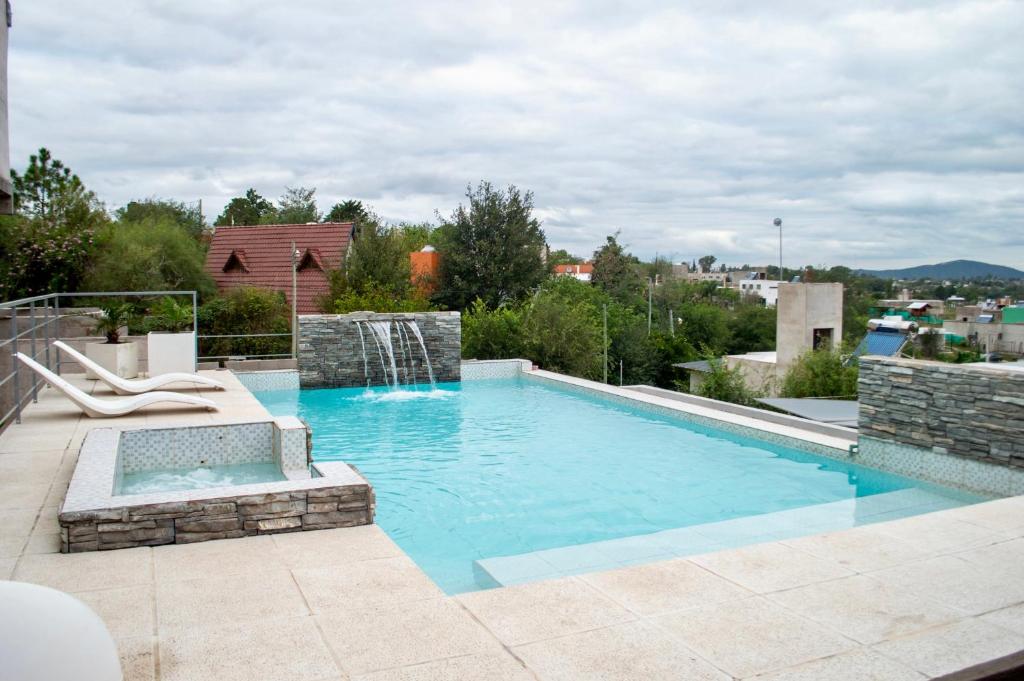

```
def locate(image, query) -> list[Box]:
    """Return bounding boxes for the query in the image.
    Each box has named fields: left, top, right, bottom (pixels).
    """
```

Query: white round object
left=0, top=581, right=122, bottom=681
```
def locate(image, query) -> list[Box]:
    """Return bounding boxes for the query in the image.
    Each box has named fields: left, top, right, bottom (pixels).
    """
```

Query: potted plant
left=146, top=297, right=196, bottom=376
left=85, top=303, right=139, bottom=379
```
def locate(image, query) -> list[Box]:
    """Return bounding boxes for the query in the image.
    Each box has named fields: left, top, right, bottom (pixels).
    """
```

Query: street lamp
left=773, top=218, right=782, bottom=281
left=291, top=241, right=299, bottom=358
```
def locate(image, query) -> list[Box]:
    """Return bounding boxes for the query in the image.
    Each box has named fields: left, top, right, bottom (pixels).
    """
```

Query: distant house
left=554, top=263, right=594, bottom=282
left=906, top=301, right=932, bottom=318
left=204, top=222, right=354, bottom=314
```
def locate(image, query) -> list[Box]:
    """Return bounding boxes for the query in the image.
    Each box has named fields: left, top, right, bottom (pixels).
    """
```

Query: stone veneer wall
left=299, top=312, right=460, bottom=388
left=859, top=356, right=1024, bottom=467
left=62, top=485, right=374, bottom=552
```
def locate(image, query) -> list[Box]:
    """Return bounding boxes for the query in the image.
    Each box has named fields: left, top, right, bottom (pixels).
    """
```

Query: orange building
left=410, top=245, right=440, bottom=294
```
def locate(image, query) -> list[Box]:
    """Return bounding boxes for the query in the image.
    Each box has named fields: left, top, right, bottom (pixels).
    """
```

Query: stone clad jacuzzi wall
left=60, top=420, right=375, bottom=552
left=298, top=311, right=461, bottom=388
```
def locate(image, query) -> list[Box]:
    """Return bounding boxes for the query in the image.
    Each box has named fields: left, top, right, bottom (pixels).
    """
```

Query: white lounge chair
left=53, top=341, right=225, bottom=395
left=16, top=353, right=218, bottom=418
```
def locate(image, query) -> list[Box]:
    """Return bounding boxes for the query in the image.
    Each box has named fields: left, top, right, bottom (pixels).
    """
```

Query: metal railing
left=1, top=290, right=297, bottom=427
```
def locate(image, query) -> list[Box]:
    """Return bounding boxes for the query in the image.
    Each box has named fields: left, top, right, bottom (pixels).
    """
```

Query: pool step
left=473, top=488, right=967, bottom=588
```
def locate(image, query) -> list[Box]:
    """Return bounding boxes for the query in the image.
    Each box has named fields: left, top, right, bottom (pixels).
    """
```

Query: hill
left=858, top=259, right=1024, bottom=280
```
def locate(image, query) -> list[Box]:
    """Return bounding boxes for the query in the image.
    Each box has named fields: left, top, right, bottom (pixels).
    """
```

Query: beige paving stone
left=652, top=596, right=856, bottom=678
left=159, top=616, right=340, bottom=681
left=0, top=449, right=64, bottom=484
left=0, top=428, right=75, bottom=454
left=351, top=651, right=534, bottom=681
left=781, top=525, right=936, bottom=573
left=317, top=598, right=502, bottom=675
left=273, top=524, right=404, bottom=568
left=691, top=541, right=854, bottom=594
left=768, top=574, right=960, bottom=645
left=749, top=648, right=926, bottom=680
left=0, top=557, right=15, bottom=579
left=872, top=618, right=1024, bottom=678
left=0, top=532, right=27, bottom=559
left=24, top=530, right=62, bottom=555
left=294, top=556, right=443, bottom=614
left=153, top=534, right=287, bottom=582
left=0, top=482, right=51, bottom=511
left=580, top=557, right=752, bottom=616
left=955, top=537, right=1024, bottom=571
left=868, top=554, right=1024, bottom=616
left=514, top=619, right=729, bottom=681
left=13, top=546, right=153, bottom=592
left=874, top=514, right=1006, bottom=556
left=0, top=508, right=38, bottom=538
left=117, top=636, right=156, bottom=681
left=74, top=585, right=155, bottom=641
left=979, top=602, right=1024, bottom=635
left=156, top=568, right=308, bottom=629
left=950, top=497, right=1024, bottom=536
left=457, top=577, right=634, bottom=646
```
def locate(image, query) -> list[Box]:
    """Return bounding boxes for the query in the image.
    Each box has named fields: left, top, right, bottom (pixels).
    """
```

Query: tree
left=433, top=182, right=548, bottom=310
left=83, top=218, right=216, bottom=298
left=780, top=350, right=859, bottom=398
left=521, top=289, right=604, bottom=379
left=726, top=303, right=776, bottom=355
left=324, top=200, right=368, bottom=224
left=198, top=287, right=291, bottom=359
left=696, top=359, right=759, bottom=405
left=461, top=299, right=525, bottom=360
left=215, top=188, right=274, bottom=226
left=264, top=186, right=319, bottom=224
left=548, top=248, right=582, bottom=267
left=1, top=149, right=108, bottom=298
left=341, top=218, right=411, bottom=297
left=116, top=198, right=205, bottom=239
left=591, top=233, right=642, bottom=304
left=698, top=255, right=717, bottom=273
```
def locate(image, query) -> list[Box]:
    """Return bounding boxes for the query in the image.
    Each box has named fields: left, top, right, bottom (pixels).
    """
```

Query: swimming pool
left=255, top=376, right=985, bottom=593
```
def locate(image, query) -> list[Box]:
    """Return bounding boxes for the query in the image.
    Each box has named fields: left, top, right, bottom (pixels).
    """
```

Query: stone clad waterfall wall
left=298, top=312, right=461, bottom=388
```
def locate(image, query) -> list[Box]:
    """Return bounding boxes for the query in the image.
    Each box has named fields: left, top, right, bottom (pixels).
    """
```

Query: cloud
left=8, top=0, right=1023, bottom=269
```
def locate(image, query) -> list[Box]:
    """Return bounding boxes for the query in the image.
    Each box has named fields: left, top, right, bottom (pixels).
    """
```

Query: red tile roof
left=205, top=223, right=354, bottom=313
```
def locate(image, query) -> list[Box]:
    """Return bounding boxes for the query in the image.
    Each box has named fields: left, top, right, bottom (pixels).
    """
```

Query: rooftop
left=4, top=370, right=1024, bottom=679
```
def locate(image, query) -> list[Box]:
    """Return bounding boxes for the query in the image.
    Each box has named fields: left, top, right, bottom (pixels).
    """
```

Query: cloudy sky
left=8, top=1, right=1023, bottom=268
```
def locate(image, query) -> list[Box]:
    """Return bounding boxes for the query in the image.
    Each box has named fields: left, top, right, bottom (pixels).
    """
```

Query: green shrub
left=695, top=359, right=759, bottom=406
left=332, top=282, right=434, bottom=314
left=197, top=287, right=291, bottom=359
left=461, top=298, right=525, bottom=359
left=780, top=349, right=859, bottom=398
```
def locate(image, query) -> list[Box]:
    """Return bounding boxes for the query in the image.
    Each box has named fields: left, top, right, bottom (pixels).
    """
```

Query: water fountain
left=355, top=319, right=437, bottom=391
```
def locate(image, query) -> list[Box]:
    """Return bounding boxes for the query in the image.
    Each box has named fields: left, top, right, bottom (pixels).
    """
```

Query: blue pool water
left=255, top=377, right=984, bottom=593
left=118, top=462, right=285, bottom=495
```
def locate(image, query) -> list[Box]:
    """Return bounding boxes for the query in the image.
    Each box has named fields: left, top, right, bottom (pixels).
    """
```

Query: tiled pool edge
left=523, top=369, right=851, bottom=459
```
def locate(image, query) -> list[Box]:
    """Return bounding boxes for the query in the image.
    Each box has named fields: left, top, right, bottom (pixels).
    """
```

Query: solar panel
left=852, top=331, right=907, bottom=358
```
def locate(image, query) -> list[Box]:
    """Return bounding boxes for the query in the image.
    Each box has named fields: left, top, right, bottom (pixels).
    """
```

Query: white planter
left=85, top=341, right=139, bottom=379
left=147, top=332, right=196, bottom=376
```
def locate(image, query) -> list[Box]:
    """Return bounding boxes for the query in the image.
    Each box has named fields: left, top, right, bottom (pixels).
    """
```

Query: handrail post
left=54, top=296, right=61, bottom=376
left=10, top=306, right=20, bottom=424
left=43, top=299, right=51, bottom=372
left=192, top=291, right=198, bottom=372
left=29, top=301, right=38, bottom=402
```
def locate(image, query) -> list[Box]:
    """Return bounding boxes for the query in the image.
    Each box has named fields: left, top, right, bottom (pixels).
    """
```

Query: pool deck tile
left=3, top=371, right=1024, bottom=679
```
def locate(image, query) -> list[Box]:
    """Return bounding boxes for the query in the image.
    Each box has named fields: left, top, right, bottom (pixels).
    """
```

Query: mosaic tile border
left=119, top=421, right=275, bottom=473
left=858, top=436, right=1024, bottom=497
left=233, top=369, right=300, bottom=392
left=522, top=370, right=850, bottom=460
left=460, top=359, right=532, bottom=380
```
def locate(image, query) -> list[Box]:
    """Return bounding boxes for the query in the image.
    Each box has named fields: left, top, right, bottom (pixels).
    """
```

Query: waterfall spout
left=405, top=321, right=436, bottom=388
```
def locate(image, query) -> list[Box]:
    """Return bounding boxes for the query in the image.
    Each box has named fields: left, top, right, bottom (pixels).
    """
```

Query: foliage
left=726, top=303, right=776, bottom=355
left=197, top=287, right=291, bottom=359
left=343, top=218, right=411, bottom=296
left=149, top=296, right=194, bottom=333
left=83, top=218, right=216, bottom=298
left=264, top=186, right=319, bottom=224
left=521, top=288, right=604, bottom=380
left=698, top=255, right=717, bottom=273
left=94, top=303, right=134, bottom=344
left=324, top=200, right=368, bottom=223
left=116, top=198, right=205, bottom=240
left=1, top=150, right=108, bottom=299
left=332, top=283, right=434, bottom=314
left=916, top=330, right=942, bottom=359
left=461, top=299, right=525, bottom=360
left=433, top=182, right=548, bottom=310
left=214, top=188, right=274, bottom=226
left=674, top=303, right=730, bottom=357
left=547, top=248, right=582, bottom=267
left=397, top=222, right=435, bottom=254
left=695, top=358, right=759, bottom=406
left=780, top=349, right=859, bottom=398
left=591, top=233, right=642, bottom=304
